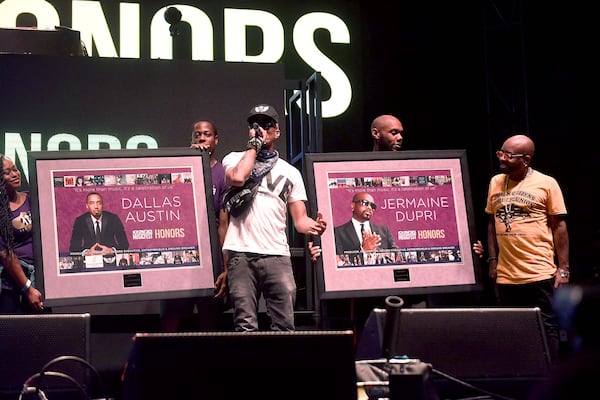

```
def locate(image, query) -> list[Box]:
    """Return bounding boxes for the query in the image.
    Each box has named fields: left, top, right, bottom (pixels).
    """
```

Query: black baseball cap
left=247, top=104, right=279, bottom=124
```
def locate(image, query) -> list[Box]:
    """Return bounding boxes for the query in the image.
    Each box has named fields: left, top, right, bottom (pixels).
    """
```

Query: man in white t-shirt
left=221, top=104, right=326, bottom=331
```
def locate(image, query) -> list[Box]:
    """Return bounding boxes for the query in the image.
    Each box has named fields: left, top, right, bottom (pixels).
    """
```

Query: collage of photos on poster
left=58, top=248, right=201, bottom=274
left=336, top=247, right=462, bottom=268
left=56, top=171, right=193, bottom=188
left=328, top=173, right=452, bottom=189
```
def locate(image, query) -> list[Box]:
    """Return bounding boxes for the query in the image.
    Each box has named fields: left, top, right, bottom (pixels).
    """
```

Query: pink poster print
left=306, top=150, right=482, bottom=299
left=29, top=149, right=217, bottom=307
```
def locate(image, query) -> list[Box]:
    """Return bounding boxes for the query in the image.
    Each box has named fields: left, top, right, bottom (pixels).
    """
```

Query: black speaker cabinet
left=0, top=27, right=83, bottom=56
left=356, top=307, right=552, bottom=399
left=122, top=330, right=357, bottom=400
left=0, top=313, right=91, bottom=399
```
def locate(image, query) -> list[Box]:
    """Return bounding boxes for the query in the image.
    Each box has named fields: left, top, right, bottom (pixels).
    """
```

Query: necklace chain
left=504, top=167, right=532, bottom=194
left=502, top=167, right=532, bottom=232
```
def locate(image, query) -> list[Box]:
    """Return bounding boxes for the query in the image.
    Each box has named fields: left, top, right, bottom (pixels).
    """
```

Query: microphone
left=382, top=295, right=404, bottom=360
left=164, top=6, right=182, bottom=25
left=164, top=7, right=182, bottom=37
left=247, top=123, right=264, bottom=152
left=252, top=122, right=260, bottom=135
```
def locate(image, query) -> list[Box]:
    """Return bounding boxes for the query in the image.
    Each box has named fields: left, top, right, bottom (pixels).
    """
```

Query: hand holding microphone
left=247, top=122, right=264, bottom=151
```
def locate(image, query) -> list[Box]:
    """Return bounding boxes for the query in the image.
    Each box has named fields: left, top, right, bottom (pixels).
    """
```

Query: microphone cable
left=20, top=355, right=109, bottom=400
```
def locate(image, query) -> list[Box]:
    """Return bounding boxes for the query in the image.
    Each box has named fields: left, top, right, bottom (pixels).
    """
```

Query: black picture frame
left=305, top=150, right=482, bottom=299
left=28, top=148, right=218, bottom=307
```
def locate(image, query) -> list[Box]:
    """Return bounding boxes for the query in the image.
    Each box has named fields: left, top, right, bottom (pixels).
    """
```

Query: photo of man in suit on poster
left=334, top=192, right=398, bottom=264
left=69, top=191, right=129, bottom=267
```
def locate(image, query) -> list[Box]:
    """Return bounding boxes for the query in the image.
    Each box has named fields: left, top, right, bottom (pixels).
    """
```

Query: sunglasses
left=249, top=120, right=276, bottom=130
left=354, top=199, right=377, bottom=210
left=496, top=150, right=528, bottom=160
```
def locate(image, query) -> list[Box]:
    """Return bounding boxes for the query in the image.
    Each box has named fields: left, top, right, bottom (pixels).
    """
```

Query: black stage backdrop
left=0, top=1, right=587, bottom=305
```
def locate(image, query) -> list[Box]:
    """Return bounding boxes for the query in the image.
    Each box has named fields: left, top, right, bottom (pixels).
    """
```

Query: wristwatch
left=559, top=269, right=570, bottom=278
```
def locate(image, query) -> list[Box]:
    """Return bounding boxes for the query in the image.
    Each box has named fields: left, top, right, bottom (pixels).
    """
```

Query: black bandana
left=223, top=150, right=279, bottom=218
left=251, top=150, right=278, bottom=181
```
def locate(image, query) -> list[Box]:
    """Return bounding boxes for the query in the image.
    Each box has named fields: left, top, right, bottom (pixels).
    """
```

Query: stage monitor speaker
left=356, top=307, right=552, bottom=398
left=0, top=313, right=91, bottom=400
left=122, top=330, right=357, bottom=400
left=0, top=27, right=84, bottom=56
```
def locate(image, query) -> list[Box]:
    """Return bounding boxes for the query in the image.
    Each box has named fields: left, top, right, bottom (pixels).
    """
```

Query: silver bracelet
left=21, top=279, right=32, bottom=293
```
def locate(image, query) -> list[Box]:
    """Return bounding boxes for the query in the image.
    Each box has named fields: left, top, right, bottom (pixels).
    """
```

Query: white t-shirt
left=222, top=152, right=308, bottom=256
